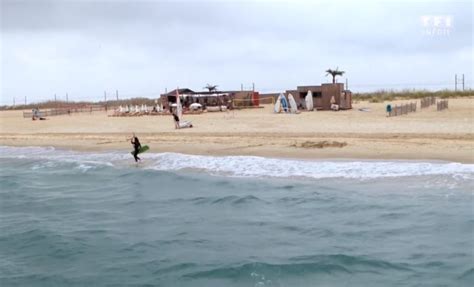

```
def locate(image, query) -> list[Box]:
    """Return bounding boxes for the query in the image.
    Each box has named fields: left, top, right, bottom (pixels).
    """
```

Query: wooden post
left=116, top=90, right=119, bottom=101
left=455, top=74, right=457, bottom=91
left=104, top=91, right=107, bottom=112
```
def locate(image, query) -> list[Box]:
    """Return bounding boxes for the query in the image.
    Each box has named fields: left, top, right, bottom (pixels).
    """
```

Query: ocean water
left=0, top=146, right=473, bottom=287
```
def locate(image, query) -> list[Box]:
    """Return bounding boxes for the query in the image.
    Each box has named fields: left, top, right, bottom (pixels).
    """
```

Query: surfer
left=130, top=133, right=141, bottom=162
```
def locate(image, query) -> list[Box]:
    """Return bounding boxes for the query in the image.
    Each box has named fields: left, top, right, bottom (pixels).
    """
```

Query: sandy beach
left=1, top=98, right=473, bottom=163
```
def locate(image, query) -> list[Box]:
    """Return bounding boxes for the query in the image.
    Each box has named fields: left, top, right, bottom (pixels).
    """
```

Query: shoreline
left=1, top=132, right=472, bottom=163
left=1, top=143, right=464, bottom=165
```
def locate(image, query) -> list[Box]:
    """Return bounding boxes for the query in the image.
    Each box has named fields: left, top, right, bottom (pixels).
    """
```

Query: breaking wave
left=1, top=146, right=473, bottom=180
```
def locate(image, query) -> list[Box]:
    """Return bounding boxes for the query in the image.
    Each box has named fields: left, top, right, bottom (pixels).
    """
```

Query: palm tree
left=204, top=84, right=218, bottom=92
left=325, top=68, right=345, bottom=84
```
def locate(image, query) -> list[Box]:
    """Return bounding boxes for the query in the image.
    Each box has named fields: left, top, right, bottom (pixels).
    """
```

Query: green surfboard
left=131, top=145, right=149, bottom=155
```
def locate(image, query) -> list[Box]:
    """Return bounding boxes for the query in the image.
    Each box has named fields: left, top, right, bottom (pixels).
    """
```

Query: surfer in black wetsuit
left=130, top=134, right=141, bottom=162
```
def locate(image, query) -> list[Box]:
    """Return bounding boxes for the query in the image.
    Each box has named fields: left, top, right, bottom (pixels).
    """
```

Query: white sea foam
left=149, top=152, right=474, bottom=180
left=1, top=146, right=473, bottom=180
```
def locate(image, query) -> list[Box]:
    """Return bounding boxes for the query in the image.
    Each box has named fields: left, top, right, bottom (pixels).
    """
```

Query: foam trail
left=1, top=146, right=473, bottom=180
left=150, top=152, right=474, bottom=179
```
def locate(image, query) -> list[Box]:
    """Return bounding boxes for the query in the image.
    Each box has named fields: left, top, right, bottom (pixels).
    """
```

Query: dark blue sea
left=0, top=146, right=473, bottom=287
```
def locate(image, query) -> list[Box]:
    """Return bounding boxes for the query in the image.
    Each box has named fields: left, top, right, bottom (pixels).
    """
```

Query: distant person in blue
left=386, top=104, right=392, bottom=117
left=130, top=133, right=141, bottom=162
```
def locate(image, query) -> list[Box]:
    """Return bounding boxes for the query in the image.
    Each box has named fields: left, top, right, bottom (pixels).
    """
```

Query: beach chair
left=138, top=104, right=146, bottom=116
left=112, top=105, right=124, bottom=117
left=130, top=105, right=140, bottom=116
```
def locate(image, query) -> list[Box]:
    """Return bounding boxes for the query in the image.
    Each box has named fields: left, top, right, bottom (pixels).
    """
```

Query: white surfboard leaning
left=288, top=93, right=298, bottom=114
left=175, top=89, right=193, bottom=128
left=305, top=91, right=314, bottom=111
left=274, top=93, right=282, bottom=113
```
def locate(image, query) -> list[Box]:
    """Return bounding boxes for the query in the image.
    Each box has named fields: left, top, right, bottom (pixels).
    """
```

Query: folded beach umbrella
left=288, top=93, right=298, bottom=114
left=305, top=91, right=314, bottom=111
left=176, top=89, right=183, bottom=120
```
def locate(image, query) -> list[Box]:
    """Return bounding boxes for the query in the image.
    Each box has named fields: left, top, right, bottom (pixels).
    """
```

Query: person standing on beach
left=130, top=133, right=141, bottom=162
left=173, top=112, right=180, bottom=129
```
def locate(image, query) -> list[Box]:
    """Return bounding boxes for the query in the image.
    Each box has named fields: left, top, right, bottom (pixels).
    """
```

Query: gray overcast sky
left=1, top=0, right=472, bottom=104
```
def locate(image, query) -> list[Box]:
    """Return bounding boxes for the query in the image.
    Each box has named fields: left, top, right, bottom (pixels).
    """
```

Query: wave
left=184, top=254, right=412, bottom=280
left=166, top=195, right=267, bottom=207
left=458, top=268, right=474, bottom=281
left=1, top=146, right=473, bottom=180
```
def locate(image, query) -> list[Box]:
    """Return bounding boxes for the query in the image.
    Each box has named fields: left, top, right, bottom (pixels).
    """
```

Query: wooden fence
left=23, top=105, right=107, bottom=118
left=437, top=100, right=448, bottom=111
left=387, top=102, right=417, bottom=117
left=420, top=97, right=436, bottom=109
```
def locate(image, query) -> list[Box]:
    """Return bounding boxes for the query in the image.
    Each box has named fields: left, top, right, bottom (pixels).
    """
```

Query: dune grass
left=0, top=97, right=160, bottom=111
left=353, top=89, right=473, bottom=103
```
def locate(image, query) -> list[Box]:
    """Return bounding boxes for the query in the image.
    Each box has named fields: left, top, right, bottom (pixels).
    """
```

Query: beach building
left=160, top=89, right=259, bottom=111
left=261, top=83, right=352, bottom=110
